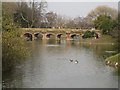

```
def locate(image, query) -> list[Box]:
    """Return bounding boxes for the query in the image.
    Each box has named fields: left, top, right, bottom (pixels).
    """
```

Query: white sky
left=2, top=0, right=119, bottom=2
left=2, top=0, right=119, bottom=18
left=47, top=2, right=118, bottom=18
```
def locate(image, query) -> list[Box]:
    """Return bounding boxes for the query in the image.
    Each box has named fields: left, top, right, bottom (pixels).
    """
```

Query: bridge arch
left=70, top=34, right=80, bottom=39
left=57, top=34, right=63, bottom=39
left=24, top=32, right=32, bottom=41
left=34, top=32, right=43, bottom=40
left=46, top=33, right=55, bottom=39
left=95, top=32, right=101, bottom=38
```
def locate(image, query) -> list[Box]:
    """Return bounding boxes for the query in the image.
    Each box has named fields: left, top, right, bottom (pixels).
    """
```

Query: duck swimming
left=75, top=60, right=78, bottom=63
left=115, top=62, right=118, bottom=67
left=105, top=61, right=111, bottom=65
left=69, top=59, right=73, bottom=62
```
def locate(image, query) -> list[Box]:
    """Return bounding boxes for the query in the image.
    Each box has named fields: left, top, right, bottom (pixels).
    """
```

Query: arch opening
left=71, top=34, right=80, bottom=39
left=34, top=33, right=43, bottom=40
left=46, top=34, right=55, bottom=39
left=24, top=33, right=32, bottom=41
left=57, top=34, right=63, bottom=39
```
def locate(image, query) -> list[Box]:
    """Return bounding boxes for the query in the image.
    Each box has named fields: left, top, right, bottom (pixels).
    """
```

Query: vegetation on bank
left=2, top=30, right=28, bottom=71
left=105, top=53, right=120, bottom=62
left=82, top=31, right=98, bottom=39
left=105, top=53, right=119, bottom=70
left=2, top=6, right=28, bottom=71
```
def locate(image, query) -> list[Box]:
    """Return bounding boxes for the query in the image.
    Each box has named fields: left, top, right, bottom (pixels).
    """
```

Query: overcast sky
left=2, top=0, right=118, bottom=18
left=47, top=2, right=118, bottom=18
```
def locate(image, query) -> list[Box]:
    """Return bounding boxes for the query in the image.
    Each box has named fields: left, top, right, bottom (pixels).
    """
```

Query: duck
left=69, top=59, right=73, bottom=62
left=115, top=62, right=118, bottom=67
left=105, top=61, right=111, bottom=65
left=75, top=60, right=78, bottom=63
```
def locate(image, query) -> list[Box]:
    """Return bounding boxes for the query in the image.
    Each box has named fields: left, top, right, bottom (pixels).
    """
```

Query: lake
left=3, top=39, right=118, bottom=88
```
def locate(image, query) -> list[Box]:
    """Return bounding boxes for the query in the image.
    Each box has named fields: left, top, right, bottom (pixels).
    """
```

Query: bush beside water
left=2, top=12, right=28, bottom=71
left=82, top=31, right=98, bottom=39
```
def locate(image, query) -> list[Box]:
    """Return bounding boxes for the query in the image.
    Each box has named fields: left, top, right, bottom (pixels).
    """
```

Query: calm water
left=3, top=39, right=118, bottom=88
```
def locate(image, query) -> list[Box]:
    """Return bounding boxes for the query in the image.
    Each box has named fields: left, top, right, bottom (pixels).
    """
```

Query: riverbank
left=105, top=53, right=119, bottom=68
left=80, top=35, right=117, bottom=44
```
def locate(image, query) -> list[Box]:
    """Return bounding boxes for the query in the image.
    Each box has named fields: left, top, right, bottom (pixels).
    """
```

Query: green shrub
left=2, top=12, right=28, bottom=71
left=82, top=31, right=96, bottom=38
left=2, top=31, right=28, bottom=71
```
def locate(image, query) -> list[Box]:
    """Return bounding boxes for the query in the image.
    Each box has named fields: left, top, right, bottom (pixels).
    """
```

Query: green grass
left=105, top=53, right=119, bottom=71
left=105, top=53, right=120, bottom=62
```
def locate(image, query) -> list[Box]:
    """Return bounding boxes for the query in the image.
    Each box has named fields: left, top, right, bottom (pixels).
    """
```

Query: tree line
left=2, top=2, right=118, bottom=33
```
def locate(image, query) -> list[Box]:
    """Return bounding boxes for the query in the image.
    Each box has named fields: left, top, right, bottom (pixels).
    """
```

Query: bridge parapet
left=20, top=28, right=101, bottom=40
left=21, top=28, right=100, bottom=33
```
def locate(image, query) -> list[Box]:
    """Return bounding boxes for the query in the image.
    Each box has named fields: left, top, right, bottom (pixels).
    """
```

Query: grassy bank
left=105, top=53, right=119, bottom=62
left=105, top=53, right=119, bottom=67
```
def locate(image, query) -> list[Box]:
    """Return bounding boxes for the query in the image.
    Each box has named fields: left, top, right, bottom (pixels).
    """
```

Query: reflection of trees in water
left=80, top=44, right=117, bottom=60
left=3, top=41, right=45, bottom=88
left=93, top=44, right=117, bottom=60
left=80, top=43, right=91, bottom=51
left=56, top=40, right=61, bottom=45
left=47, top=39, right=56, bottom=44
left=3, top=67, right=24, bottom=88
left=25, top=41, right=43, bottom=56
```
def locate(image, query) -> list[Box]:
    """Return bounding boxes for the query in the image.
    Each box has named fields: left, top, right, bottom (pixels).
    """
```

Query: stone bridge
left=21, top=28, right=101, bottom=41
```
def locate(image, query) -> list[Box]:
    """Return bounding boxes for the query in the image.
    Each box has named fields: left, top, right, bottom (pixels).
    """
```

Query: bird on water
left=69, top=59, right=73, bottom=62
left=75, top=60, right=78, bottom=63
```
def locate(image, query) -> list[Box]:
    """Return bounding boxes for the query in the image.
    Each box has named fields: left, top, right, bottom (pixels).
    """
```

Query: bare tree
left=15, top=0, right=47, bottom=28
left=87, top=5, right=118, bottom=20
left=55, top=15, right=69, bottom=29
left=46, top=11, right=57, bottom=28
left=36, top=0, right=48, bottom=28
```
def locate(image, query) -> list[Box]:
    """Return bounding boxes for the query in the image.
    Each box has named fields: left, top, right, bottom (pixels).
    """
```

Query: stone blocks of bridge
left=23, top=32, right=83, bottom=41
left=22, top=29, right=101, bottom=41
